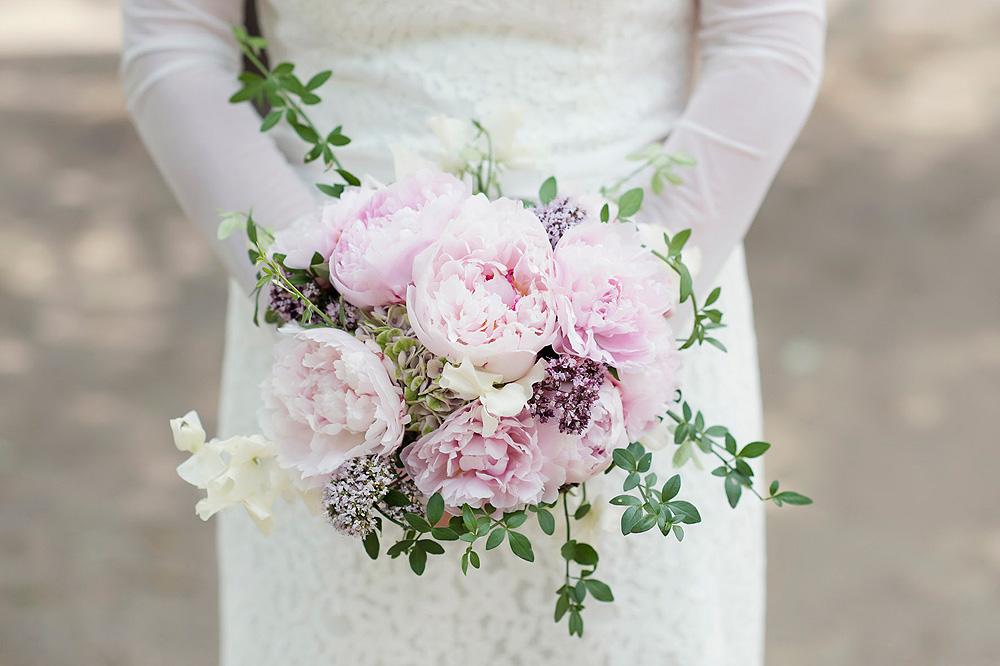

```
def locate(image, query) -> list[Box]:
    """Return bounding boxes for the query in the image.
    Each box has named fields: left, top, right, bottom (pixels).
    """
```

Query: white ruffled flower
left=439, top=357, right=547, bottom=437
left=170, top=411, right=320, bottom=536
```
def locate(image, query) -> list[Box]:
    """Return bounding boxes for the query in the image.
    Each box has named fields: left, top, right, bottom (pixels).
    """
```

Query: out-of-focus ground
left=1, top=1, right=998, bottom=664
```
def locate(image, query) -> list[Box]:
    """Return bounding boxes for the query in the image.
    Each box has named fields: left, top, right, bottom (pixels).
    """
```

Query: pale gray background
left=1, top=1, right=998, bottom=664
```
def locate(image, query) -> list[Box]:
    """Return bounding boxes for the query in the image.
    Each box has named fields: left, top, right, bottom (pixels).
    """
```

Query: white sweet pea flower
left=170, top=411, right=226, bottom=488
left=426, top=115, right=477, bottom=173
left=637, top=418, right=674, bottom=452
left=439, top=357, right=547, bottom=436
left=390, top=143, right=436, bottom=180
left=574, top=494, right=619, bottom=544
left=427, top=104, right=546, bottom=178
left=170, top=411, right=321, bottom=536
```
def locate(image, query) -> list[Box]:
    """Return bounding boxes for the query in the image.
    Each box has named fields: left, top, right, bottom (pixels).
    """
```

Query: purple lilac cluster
left=528, top=354, right=607, bottom=434
left=322, top=455, right=417, bottom=537
left=531, top=197, right=588, bottom=248
left=268, top=280, right=361, bottom=331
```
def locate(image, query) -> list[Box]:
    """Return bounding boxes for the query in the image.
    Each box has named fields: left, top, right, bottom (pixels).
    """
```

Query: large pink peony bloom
left=407, top=194, right=558, bottom=381
left=268, top=186, right=376, bottom=270
left=614, top=338, right=682, bottom=441
left=537, top=380, right=628, bottom=485
left=329, top=170, right=469, bottom=309
left=260, top=325, right=407, bottom=486
left=552, top=221, right=675, bottom=370
left=401, top=403, right=562, bottom=511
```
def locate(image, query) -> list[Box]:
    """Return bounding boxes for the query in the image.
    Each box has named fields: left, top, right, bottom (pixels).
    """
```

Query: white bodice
left=259, top=0, right=695, bottom=187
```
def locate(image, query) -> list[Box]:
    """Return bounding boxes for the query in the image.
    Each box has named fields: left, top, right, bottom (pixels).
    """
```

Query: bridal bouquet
left=170, top=28, right=810, bottom=637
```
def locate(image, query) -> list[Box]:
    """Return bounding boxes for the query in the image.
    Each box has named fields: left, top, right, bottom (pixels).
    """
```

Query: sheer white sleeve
left=646, top=0, right=826, bottom=294
left=120, top=0, right=317, bottom=290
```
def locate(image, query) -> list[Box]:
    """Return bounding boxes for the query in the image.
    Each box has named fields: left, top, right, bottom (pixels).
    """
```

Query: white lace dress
left=121, top=1, right=825, bottom=663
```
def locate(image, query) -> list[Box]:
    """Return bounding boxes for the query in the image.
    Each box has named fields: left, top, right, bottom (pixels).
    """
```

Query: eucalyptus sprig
left=229, top=26, right=357, bottom=197
left=553, top=489, right=614, bottom=637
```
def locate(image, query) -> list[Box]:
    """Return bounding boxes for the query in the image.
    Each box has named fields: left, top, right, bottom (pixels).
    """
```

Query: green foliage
left=539, top=176, right=558, bottom=205
left=665, top=401, right=812, bottom=509
left=229, top=26, right=358, bottom=196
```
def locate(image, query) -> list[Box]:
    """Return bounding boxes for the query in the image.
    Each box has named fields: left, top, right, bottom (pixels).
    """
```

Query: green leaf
left=305, top=70, right=332, bottom=90
left=705, top=286, right=721, bottom=306
left=632, top=514, right=657, bottom=533
left=705, top=337, right=728, bottom=353
left=426, top=493, right=444, bottom=527
left=669, top=501, right=701, bottom=524
left=536, top=509, right=556, bottom=535
left=259, top=109, right=282, bottom=132
left=328, top=133, right=351, bottom=146
left=386, top=540, right=411, bottom=557
left=217, top=212, right=241, bottom=240
left=292, top=121, right=319, bottom=144
left=725, top=433, right=738, bottom=455
left=669, top=229, right=691, bottom=255
left=672, top=524, right=685, bottom=542
left=651, top=171, right=664, bottom=195
left=623, top=472, right=640, bottom=492
left=705, top=425, right=728, bottom=437
left=404, top=513, right=431, bottom=533
left=273, top=62, right=294, bottom=75
left=362, top=532, right=379, bottom=560
left=621, top=505, right=642, bottom=534
left=612, top=448, right=636, bottom=470
left=585, top=579, right=614, bottom=602
left=469, top=549, right=480, bottom=569
left=636, top=452, right=653, bottom=473
left=574, top=503, right=591, bottom=520
left=417, top=539, right=445, bottom=555
left=430, top=527, right=459, bottom=541
left=572, top=543, right=599, bottom=566
left=505, top=512, right=527, bottom=529
left=408, top=546, right=427, bottom=575
left=554, top=594, right=570, bottom=622
left=539, top=176, right=558, bottom=205
left=337, top=169, right=361, bottom=186
left=485, top=527, right=506, bottom=550
left=317, top=183, right=345, bottom=198
left=560, top=541, right=577, bottom=562
left=383, top=489, right=410, bottom=507
left=610, top=494, right=641, bottom=506
left=725, top=477, right=742, bottom=508
left=672, top=441, right=692, bottom=468
left=617, top=188, right=644, bottom=219
left=769, top=480, right=780, bottom=495
left=775, top=491, right=813, bottom=506
left=600, top=203, right=610, bottom=223
left=568, top=610, right=584, bottom=637
left=461, top=551, right=469, bottom=575
left=661, top=474, right=681, bottom=501
left=508, top=531, right=534, bottom=562
left=739, top=441, right=770, bottom=459
left=462, top=504, right=476, bottom=532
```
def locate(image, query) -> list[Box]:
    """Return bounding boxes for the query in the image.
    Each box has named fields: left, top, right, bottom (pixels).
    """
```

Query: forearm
left=646, top=0, right=826, bottom=294
left=121, top=0, right=317, bottom=291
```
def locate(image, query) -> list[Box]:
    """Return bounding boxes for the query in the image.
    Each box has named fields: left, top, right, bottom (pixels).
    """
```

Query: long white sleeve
left=647, top=0, right=826, bottom=294
left=120, top=0, right=317, bottom=290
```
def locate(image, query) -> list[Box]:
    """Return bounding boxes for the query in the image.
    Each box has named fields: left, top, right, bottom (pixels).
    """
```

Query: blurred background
left=1, top=0, right=998, bottom=664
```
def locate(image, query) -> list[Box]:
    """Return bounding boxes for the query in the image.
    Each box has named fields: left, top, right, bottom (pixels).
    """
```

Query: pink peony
left=268, top=186, right=376, bottom=269
left=407, top=194, right=558, bottom=381
left=552, top=221, right=675, bottom=370
left=614, top=337, right=682, bottom=441
left=329, top=170, right=470, bottom=309
left=537, top=380, right=628, bottom=485
left=260, top=325, right=407, bottom=486
left=401, top=403, right=562, bottom=512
